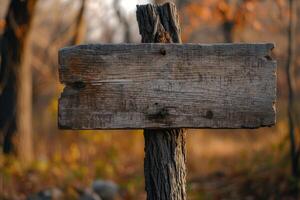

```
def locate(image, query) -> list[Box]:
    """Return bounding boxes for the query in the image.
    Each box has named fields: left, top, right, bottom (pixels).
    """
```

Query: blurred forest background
left=0, top=0, right=300, bottom=199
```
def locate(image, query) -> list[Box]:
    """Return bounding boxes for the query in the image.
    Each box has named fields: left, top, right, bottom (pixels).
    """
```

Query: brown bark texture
left=0, top=0, right=37, bottom=163
left=136, top=3, right=187, bottom=200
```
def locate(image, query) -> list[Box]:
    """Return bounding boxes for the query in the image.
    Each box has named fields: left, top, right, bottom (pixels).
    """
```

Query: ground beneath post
left=1, top=103, right=299, bottom=199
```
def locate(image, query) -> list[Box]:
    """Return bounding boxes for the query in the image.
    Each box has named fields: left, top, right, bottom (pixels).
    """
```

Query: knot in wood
left=160, top=48, right=166, bottom=55
left=147, top=107, right=169, bottom=120
left=71, top=81, right=86, bottom=90
left=205, top=110, right=213, bottom=119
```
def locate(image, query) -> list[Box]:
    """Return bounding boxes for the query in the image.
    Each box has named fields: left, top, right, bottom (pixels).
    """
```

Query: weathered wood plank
left=58, top=43, right=276, bottom=129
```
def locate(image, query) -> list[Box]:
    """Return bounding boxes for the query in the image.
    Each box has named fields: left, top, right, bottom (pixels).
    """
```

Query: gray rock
left=27, top=188, right=63, bottom=200
left=76, top=188, right=102, bottom=200
left=79, top=188, right=102, bottom=200
left=92, top=180, right=119, bottom=200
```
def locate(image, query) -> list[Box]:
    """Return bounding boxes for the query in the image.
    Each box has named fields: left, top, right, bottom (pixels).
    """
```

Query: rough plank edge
left=58, top=43, right=275, bottom=85
left=57, top=109, right=277, bottom=130
left=57, top=125, right=276, bottom=130
left=58, top=43, right=274, bottom=72
left=58, top=43, right=275, bottom=60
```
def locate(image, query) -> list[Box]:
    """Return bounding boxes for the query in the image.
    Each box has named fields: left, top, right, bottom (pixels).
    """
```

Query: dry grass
left=1, top=114, right=299, bottom=199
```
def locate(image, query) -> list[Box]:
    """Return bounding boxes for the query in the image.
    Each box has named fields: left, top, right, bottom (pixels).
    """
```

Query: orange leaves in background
left=181, top=0, right=263, bottom=42
left=0, top=19, right=5, bottom=32
left=181, top=2, right=211, bottom=41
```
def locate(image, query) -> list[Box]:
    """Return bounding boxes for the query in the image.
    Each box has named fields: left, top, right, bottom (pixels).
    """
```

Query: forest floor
left=1, top=103, right=299, bottom=199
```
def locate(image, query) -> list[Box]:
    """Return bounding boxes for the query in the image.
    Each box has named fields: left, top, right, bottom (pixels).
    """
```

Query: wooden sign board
left=58, top=43, right=276, bottom=129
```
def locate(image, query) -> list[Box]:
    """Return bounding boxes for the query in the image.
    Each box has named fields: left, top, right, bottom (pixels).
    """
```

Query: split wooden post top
left=58, top=43, right=277, bottom=129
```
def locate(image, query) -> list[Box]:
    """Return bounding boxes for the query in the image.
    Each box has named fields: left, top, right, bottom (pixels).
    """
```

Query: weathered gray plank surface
left=58, top=43, right=276, bottom=129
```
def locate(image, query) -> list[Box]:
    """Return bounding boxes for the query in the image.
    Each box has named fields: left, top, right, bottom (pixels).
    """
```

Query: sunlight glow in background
left=120, top=0, right=151, bottom=13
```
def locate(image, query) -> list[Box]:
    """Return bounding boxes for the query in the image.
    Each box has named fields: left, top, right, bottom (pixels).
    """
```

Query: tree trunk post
left=136, top=3, right=187, bottom=200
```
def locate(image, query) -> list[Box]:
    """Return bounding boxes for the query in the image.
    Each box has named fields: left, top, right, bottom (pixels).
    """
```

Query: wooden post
left=136, top=3, right=187, bottom=200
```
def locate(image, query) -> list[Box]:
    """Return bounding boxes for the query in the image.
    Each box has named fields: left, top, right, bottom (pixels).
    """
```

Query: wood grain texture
left=58, top=43, right=276, bottom=129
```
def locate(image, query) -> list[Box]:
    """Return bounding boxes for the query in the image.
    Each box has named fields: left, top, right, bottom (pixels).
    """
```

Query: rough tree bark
left=0, top=0, right=37, bottom=163
left=136, top=3, right=187, bottom=200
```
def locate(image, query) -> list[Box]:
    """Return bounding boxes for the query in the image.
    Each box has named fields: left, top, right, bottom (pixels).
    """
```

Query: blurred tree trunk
left=218, top=0, right=235, bottom=43
left=0, top=0, right=37, bottom=164
left=113, top=0, right=131, bottom=43
left=286, top=0, right=299, bottom=178
left=222, top=19, right=234, bottom=43
left=218, top=0, right=251, bottom=43
left=71, top=0, right=86, bottom=45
